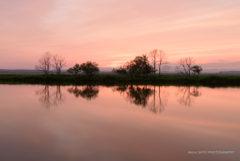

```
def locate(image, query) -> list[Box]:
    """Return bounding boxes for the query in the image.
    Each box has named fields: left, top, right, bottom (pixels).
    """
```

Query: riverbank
left=0, top=74, right=240, bottom=86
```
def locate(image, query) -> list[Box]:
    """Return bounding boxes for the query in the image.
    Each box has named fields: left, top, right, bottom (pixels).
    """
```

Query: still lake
left=0, top=84, right=239, bottom=161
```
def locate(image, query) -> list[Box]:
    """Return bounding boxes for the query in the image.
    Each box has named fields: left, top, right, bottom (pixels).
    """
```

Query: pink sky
left=0, top=0, right=240, bottom=71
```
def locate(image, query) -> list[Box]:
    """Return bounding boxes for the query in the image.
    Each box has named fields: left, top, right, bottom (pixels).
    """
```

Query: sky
left=0, top=0, right=240, bottom=72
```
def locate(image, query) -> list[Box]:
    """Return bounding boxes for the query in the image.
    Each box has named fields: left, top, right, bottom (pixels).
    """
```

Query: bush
left=67, top=63, right=81, bottom=75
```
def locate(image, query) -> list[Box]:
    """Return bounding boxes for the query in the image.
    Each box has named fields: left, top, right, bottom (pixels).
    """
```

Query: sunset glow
left=0, top=0, right=240, bottom=71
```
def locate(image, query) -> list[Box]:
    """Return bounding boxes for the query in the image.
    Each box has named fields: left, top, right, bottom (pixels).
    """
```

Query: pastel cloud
left=0, top=0, right=239, bottom=70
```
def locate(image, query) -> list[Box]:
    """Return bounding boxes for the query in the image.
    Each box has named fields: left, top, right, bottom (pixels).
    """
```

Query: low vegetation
left=0, top=74, right=239, bottom=86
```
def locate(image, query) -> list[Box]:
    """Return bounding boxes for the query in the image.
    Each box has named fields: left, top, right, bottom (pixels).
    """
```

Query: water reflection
left=1, top=85, right=240, bottom=161
left=53, top=86, right=65, bottom=106
left=113, top=85, right=154, bottom=107
left=148, top=86, right=169, bottom=113
left=176, top=86, right=202, bottom=106
left=35, top=85, right=65, bottom=108
left=126, top=85, right=154, bottom=107
left=113, top=85, right=169, bottom=114
left=35, top=85, right=201, bottom=110
left=112, top=85, right=128, bottom=94
left=68, top=85, right=99, bottom=100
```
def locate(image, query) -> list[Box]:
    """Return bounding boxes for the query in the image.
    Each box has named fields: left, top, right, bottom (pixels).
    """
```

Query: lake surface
left=0, top=84, right=239, bottom=161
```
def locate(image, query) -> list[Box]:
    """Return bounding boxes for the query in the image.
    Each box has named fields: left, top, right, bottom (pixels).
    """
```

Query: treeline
left=35, top=49, right=203, bottom=78
left=112, top=49, right=202, bottom=78
left=67, top=62, right=99, bottom=78
left=35, top=52, right=100, bottom=77
left=0, top=50, right=238, bottom=85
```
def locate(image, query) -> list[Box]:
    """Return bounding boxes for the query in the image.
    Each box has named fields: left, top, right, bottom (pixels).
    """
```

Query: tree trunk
left=158, top=66, right=160, bottom=77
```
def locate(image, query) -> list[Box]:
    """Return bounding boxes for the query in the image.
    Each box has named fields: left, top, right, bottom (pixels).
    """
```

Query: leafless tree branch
left=175, top=57, right=195, bottom=76
left=52, top=54, right=66, bottom=75
left=35, top=52, right=52, bottom=76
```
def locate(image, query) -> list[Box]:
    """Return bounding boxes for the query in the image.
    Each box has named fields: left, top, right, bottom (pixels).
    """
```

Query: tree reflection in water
left=53, top=86, right=65, bottom=106
left=112, top=85, right=128, bottom=94
left=148, top=86, right=169, bottom=114
left=126, top=85, right=154, bottom=107
left=176, top=86, right=202, bottom=106
left=35, top=85, right=65, bottom=108
left=113, top=85, right=169, bottom=114
left=68, top=85, right=99, bottom=100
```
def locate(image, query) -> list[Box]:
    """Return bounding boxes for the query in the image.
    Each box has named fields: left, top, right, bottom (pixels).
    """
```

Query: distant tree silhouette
left=35, top=52, right=52, bottom=76
left=158, top=50, right=170, bottom=76
left=149, top=49, right=158, bottom=75
left=175, top=57, right=195, bottom=77
left=52, top=54, right=66, bottom=75
left=113, top=54, right=154, bottom=78
left=67, top=63, right=81, bottom=75
left=128, top=55, right=154, bottom=77
left=191, top=65, right=203, bottom=75
left=80, top=61, right=99, bottom=77
left=112, top=67, right=127, bottom=75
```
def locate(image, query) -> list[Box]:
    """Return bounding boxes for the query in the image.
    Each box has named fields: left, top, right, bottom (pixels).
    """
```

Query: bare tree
left=52, top=54, right=66, bottom=75
left=158, top=50, right=169, bottom=76
left=149, top=49, right=158, bottom=75
left=175, top=57, right=195, bottom=77
left=35, top=52, right=52, bottom=76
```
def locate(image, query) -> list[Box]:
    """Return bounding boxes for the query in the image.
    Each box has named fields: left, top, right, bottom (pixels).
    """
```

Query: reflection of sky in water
left=0, top=85, right=239, bottom=161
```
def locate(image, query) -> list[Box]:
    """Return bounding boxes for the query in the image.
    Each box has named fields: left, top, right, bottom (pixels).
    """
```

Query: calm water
left=0, top=84, right=239, bottom=161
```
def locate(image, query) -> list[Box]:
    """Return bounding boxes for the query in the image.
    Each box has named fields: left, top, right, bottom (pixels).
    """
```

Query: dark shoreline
left=0, top=74, right=240, bottom=87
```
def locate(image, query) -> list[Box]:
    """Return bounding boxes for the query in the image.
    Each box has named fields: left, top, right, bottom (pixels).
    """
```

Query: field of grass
left=0, top=74, right=240, bottom=86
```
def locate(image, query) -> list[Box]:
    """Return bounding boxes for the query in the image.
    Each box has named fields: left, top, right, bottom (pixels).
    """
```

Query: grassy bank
left=0, top=74, right=240, bottom=86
